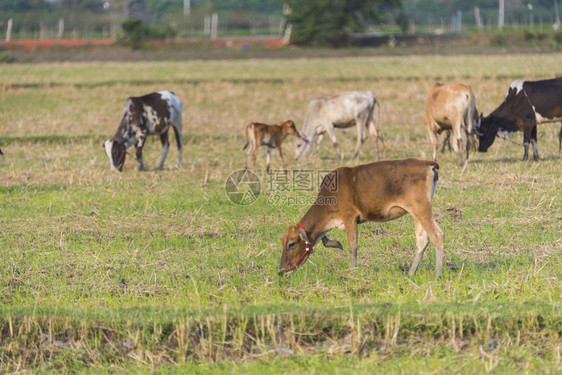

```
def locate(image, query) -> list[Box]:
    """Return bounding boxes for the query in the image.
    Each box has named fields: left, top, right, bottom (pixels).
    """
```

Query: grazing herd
left=91, top=77, right=560, bottom=278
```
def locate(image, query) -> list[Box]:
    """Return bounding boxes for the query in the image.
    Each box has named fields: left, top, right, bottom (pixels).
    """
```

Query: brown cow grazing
left=426, top=83, right=479, bottom=165
left=243, top=120, right=303, bottom=173
left=278, top=158, right=445, bottom=277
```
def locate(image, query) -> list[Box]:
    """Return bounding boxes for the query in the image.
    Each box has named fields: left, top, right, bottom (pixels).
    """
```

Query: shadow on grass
left=470, top=154, right=561, bottom=164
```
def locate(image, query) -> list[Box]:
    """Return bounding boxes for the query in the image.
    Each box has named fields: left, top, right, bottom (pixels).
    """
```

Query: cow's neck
left=299, top=205, right=332, bottom=247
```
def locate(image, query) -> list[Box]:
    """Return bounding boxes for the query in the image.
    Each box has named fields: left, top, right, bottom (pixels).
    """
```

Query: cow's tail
left=558, top=126, right=562, bottom=154
left=369, top=97, right=383, bottom=144
left=464, top=90, right=478, bottom=153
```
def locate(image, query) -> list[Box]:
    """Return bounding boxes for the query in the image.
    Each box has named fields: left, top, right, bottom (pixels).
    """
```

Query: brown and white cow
left=425, top=83, right=479, bottom=165
left=279, top=158, right=444, bottom=277
left=478, top=77, right=562, bottom=160
left=295, top=91, right=382, bottom=161
left=103, top=90, right=182, bottom=172
left=243, top=120, right=301, bottom=173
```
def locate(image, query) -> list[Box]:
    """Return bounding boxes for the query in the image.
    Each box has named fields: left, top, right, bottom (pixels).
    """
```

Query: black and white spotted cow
left=104, top=90, right=183, bottom=171
left=478, top=77, right=562, bottom=161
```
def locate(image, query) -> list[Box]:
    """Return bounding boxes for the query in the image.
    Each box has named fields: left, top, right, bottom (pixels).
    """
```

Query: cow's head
left=278, top=224, right=312, bottom=275
left=477, top=115, right=498, bottom=152
left=103, top=139, right=127, bottom=172
left=295, top=134, right=312, bottom=161
left=281, top=120, right=299, bottom=137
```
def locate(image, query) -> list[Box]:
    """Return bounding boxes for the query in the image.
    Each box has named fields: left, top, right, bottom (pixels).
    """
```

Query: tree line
left=1, top=0, right=560, bottom=46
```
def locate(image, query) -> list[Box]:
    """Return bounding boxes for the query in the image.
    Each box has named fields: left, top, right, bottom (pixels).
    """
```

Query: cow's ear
left=297, top=226, right=309, bottom=243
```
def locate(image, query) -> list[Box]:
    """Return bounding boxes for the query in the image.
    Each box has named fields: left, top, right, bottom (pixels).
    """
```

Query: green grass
left=0, top=53, right=561, bottom=373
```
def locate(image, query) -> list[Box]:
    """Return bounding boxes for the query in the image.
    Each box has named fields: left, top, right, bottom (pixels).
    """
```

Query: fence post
left=58, top=18, right=64, bottom=39
left=204, top=15, right=210, bottom=36
left=211, top=13, right=218, bottom=40
left=474, top=7, right=483, bottom=30
left=6, top=18, right=12, bottom=42
left=498, top=0, right=505, bottom=30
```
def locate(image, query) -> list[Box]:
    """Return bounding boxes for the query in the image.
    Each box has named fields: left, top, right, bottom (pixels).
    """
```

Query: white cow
left=295, top=91, right=381, bottom=161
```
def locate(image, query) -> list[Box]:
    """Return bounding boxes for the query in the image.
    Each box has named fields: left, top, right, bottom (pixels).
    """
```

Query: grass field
left=0, top=54, right=561, bottom=373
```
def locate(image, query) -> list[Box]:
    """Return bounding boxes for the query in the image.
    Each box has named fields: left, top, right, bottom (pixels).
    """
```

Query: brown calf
left=278, top=158, right=445, bottom=277
left=243, top=120, right=302, bottom=173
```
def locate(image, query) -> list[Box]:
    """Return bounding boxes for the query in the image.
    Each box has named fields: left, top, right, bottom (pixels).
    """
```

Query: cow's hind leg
left=172, top=124, right=183, bottom=167
left=441, top=131, right=452, bottom=153
left=344, top=220, right=359, bottom=268
left=409, top=217, right=429, bottom=276
left=429, top=127, right=439, bottom=162
left=453, top=120, right=464, bottom=165
left=244, top=140, right=254, bottom=170
left=278, top=146, right=286, bottom=171
left=325, top=124, right=343, bottom=160
left=410, top=210, right=444, bottom=277
left=135, top=137, right=146, bottom=171
left=350, top=116, right=365, bottom=160
left=266, top=148, right=272, bottom=174
left=157, top=131, right=170, bottom=170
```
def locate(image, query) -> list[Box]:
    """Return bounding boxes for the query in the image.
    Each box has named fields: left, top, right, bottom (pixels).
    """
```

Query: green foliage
left=285, top=0, right=403, bottom=46
left=120, top=18, right=150, bottom=49
left=120, top=17, right=176, bottom=49
left=0, top=51, right=15, bottom=63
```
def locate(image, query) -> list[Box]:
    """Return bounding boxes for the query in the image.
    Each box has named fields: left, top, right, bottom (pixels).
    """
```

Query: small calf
left=279, top=158, right=445, bottom=277
left=104, top=90, right=182, bottom=172
left=243, top=120, right=302, bottom=173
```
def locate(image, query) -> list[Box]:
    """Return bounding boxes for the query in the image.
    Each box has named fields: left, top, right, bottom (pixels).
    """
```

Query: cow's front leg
left=314, top=133, right=324, bottom=156
left=530, top=125, right=539, bottom=161
left=325, top=125, right=342, bottom=160
left=135, top=135, right=147, bottom=171
left=522, top=130, right=530, bottom=161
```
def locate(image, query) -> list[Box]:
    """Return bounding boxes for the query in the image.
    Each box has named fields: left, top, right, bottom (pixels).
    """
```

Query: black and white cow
left=104, top=90, right=183, bottom=172
left=477, top=77, right=562, bottom=161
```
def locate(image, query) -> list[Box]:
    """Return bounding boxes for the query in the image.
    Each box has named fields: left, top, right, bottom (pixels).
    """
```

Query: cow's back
left=323, top=158, right=437, bottom=220
left=522, top=78, right=562, bottom=122
left=426, top=83, right=472, bottom=129
left=308, top=91, right=374, bottom=126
